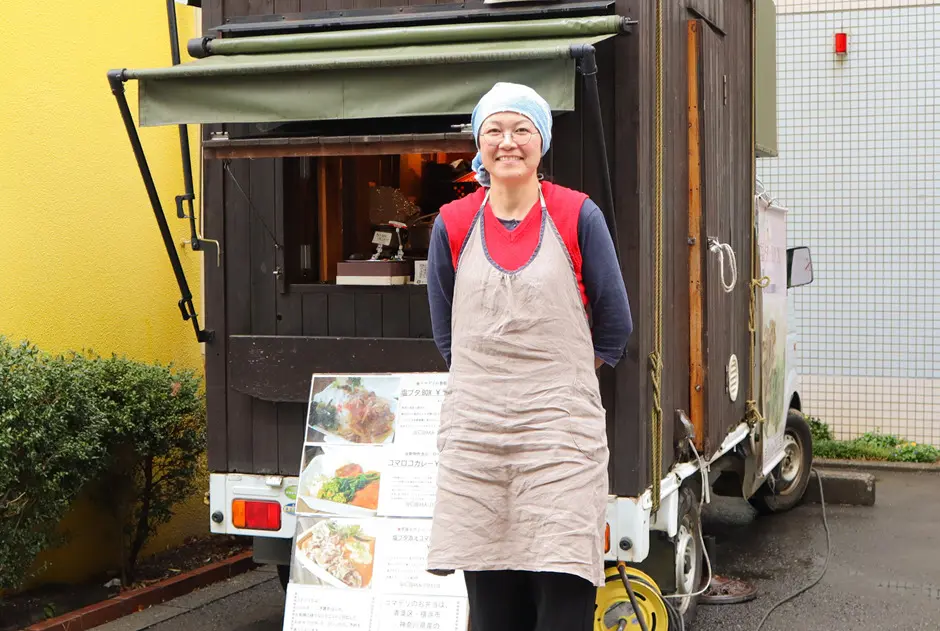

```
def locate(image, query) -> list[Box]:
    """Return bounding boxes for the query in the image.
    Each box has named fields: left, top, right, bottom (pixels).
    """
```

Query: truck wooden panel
left=223, top=151, right=254, bottom=473
left=700, top=19, right=729, bottom=456
left=611, top=0, right=650, bottom=495
left=699, top=12, right=754, bottom=455
left=201, top=0, right=227, bottom=479
left=201, top=0, right=758, bottom=495
left=228, top=335, right=447, bottom=401
left=687, top=19, right=705, bottom=451
left=271, top=158, right=307, bottom=474
left=661, top=0, right=692, bottom=481
left=722, top=3, right=757, bottom=455
left=249, top=157, right=279, bottom=474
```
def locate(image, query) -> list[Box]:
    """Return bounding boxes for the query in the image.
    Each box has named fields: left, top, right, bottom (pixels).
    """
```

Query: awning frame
left=202, top=132, right=477, bottom=160
left=125, top=17, right=629, bottom=127
left=208, top=1, right=617, bottom=38
left=107, top=19, right=630, bottom=344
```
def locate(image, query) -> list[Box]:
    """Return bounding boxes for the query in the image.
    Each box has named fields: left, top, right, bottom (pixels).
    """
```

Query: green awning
left=121, top=17, right=625, bottom=127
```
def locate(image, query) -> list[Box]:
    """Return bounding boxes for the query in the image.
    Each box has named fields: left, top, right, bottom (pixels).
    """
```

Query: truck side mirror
left=787, top=246, right=814, bottom=288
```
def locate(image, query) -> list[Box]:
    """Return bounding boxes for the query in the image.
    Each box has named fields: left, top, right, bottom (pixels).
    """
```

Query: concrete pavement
left=697, top=469, right=939, bottom=631
left=91, top=469, right=940, bottom=631
left=90, top=567, right=283, bottom=631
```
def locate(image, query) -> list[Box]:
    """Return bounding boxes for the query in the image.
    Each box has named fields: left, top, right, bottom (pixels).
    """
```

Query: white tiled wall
left=757, top=1, right=940, bottom=445
left=777, top=0, right=940, bottom=12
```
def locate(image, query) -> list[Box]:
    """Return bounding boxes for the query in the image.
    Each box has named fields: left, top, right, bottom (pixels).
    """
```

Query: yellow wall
left=1, top=3, right=211, bottom=586
left=0, top=4, right=203, bottom=365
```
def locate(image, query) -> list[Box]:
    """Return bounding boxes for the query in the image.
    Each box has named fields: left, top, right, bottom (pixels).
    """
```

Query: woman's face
left=478, top=112, right=542, bottom=185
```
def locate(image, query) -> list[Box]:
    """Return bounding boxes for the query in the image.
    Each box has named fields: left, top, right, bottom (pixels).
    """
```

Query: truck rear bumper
left=209, top=473, right=299, bottom=539
left=210, top=470, right=691, bottom=566
left=209, top=421, right=750, bottom=565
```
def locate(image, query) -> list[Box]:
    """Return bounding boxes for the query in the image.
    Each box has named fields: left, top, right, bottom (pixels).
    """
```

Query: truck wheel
left=749, top=408, right=813, bottom=515
left=277, top=564, right=290, bottom=591
left=673, top=485, right=704, bottom=625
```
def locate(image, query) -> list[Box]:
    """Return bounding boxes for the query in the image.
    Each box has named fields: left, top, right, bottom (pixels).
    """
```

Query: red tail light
left=232, top=499, right=281, bottom=531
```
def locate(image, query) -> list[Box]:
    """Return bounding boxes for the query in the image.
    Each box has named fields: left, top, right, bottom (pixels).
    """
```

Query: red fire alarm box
left=835, top=32, right=848, bottom=54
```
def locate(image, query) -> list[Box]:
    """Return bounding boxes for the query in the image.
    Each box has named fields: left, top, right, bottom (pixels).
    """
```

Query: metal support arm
left=107, top=70, right=213, bottom=344
left=166, top=0, right=216, bottom=259
left=572, top=44, right=622, bottom=264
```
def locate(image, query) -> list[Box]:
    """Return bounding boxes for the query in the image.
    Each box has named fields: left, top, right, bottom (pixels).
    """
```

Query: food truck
left=109, top=0, right=813, bottom=626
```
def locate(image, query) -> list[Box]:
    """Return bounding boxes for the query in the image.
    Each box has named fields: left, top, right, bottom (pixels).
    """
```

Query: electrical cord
left=663, top=439, right=713, bottom=601
left=617, top=562, right=650, bottom=631
left=754, top=468, right=832, bottom=631
left=621, top=570, right=686, bottom=631
left=620, top=439, right=834, bottom=631
left=624, top=448, right=830, bottom=631
left=661, top=592, right=685, bottom=631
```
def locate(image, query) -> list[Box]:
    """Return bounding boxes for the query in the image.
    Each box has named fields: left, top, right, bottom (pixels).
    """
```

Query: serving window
left=281, top=150, right=477, bottom=288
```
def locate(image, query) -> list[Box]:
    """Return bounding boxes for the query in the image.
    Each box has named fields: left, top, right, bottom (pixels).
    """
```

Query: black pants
left=464, top=570, right=596, bottom=631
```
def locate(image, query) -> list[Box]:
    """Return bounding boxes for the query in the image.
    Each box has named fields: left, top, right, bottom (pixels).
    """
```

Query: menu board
left=283, top=374, right=468, bottom=631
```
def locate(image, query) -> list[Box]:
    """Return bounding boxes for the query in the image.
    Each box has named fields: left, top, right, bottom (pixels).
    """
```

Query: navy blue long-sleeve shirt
left=427, top=198, right=633, bottom=368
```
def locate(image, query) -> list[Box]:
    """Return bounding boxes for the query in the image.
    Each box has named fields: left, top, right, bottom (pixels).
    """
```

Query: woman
left=426, top=82, right=633, bottom=631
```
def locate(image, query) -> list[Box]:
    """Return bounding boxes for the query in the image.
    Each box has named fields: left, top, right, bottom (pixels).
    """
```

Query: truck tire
left=748, top=408, right=813, bottom=515
left=673, top=485, right=704, bottom=626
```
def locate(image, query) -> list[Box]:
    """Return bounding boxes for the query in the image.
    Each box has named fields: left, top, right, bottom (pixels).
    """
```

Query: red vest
left=439, top=181, right=590, bottom=308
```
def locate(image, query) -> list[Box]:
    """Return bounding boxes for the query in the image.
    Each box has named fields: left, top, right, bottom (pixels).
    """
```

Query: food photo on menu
left=297, top=446, right=385, bottom=516
left=306, top=375, right=401, bottom=445
left=291, top=517, right=378, bottom=589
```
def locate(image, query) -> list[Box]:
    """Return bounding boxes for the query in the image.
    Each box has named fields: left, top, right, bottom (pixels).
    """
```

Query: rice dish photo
left=295, top=520, right=376, bottom=589
left=308, top=376, right=397, bottom=444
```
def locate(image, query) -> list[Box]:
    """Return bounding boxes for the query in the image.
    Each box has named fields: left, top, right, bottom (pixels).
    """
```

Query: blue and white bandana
left=470, top=82, right=553, bottom=187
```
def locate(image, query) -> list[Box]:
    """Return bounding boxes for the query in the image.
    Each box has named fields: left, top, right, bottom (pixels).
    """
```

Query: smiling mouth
left=496, top=156, right=524, bottom=162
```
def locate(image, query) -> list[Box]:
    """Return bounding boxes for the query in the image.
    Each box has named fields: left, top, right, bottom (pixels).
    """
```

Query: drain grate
left=700, top=575, right=759, bottom=605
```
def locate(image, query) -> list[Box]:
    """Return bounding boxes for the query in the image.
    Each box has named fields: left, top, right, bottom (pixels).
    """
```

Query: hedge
left=0, top=337, right=206, bottom=591
left=809, top=416, right=940, bottom=464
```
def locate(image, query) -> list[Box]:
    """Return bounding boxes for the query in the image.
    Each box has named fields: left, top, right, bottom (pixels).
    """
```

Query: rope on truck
left=649, top=0, right=665, bottom=515
left=746, top=0, right=768, bottom=429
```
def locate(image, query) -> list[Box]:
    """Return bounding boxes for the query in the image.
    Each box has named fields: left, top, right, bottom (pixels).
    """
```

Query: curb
left=803, top=469, right=875, bottom=507
left=24, top=551, right=258, bottom=631
left=814, top=457, right=940, bottom=473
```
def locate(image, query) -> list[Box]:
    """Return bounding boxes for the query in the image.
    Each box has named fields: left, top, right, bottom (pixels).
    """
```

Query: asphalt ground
left=696, top=469, right=939, bottom=631
left=92, top=469, right=940, bottom=631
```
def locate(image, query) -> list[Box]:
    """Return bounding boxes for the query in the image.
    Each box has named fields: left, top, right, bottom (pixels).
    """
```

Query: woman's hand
left=595, top=357, right=605, bottom=370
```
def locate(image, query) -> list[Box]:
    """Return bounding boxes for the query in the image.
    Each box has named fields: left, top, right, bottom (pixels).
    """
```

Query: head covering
left=470, top=82, right=553, bottom=187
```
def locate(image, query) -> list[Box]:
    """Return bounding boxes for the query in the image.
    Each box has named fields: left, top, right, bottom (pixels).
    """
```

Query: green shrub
left=0, top=341, right=111, bottom=590
left=891, top=441, right=940, bottom=464
left=0, top=338, right=206, bottom=591
left=808, top=418, right=940, bottom=464
left=813, top=438, right=892, bottom=461
left=88, top=356, right=206, bottom=585
left=807, top=416, right=832, bottom=442
left=855, top=431, right=902, bottom=450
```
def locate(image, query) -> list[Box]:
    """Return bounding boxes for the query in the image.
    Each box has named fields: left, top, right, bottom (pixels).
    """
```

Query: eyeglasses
left=481, top=128, right=539, bottom=147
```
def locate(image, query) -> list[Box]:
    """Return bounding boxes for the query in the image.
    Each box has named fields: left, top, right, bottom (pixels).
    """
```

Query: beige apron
left=427, top=187, right=609, bottom=587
